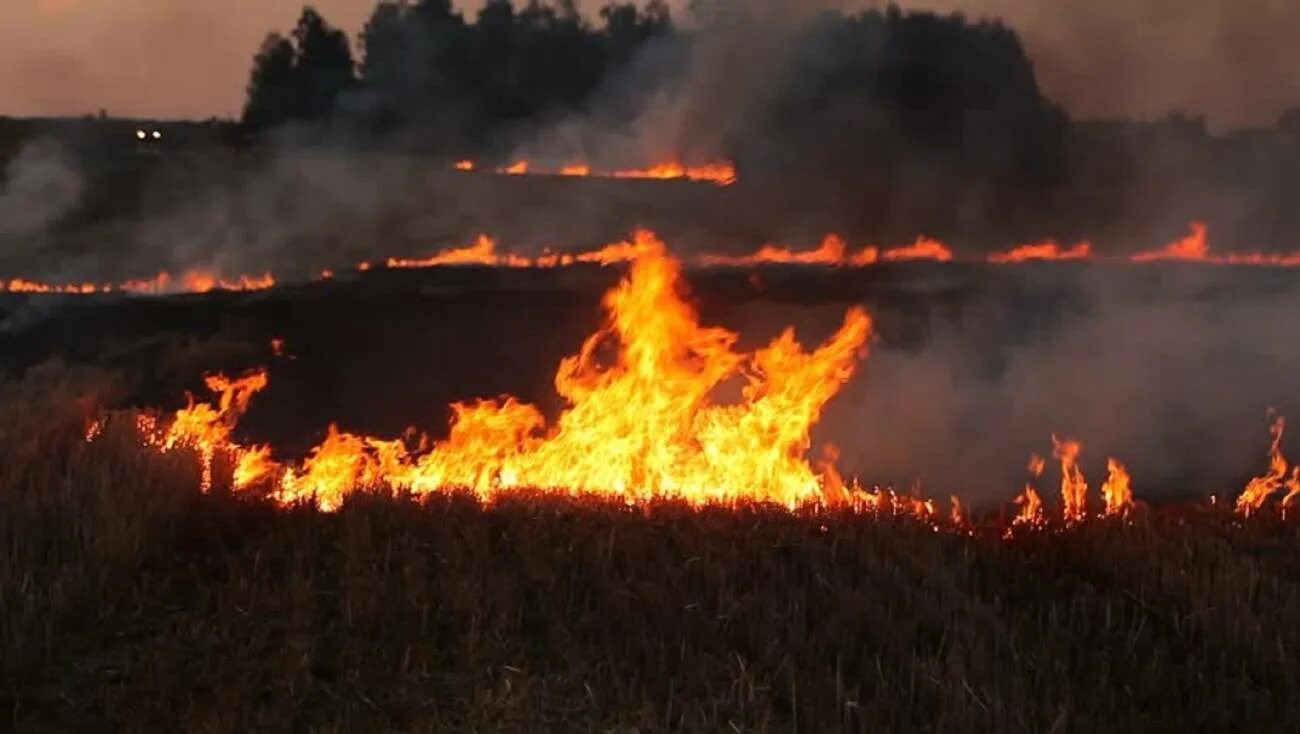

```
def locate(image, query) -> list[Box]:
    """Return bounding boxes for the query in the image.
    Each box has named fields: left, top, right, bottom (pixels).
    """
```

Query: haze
left=2, top=0, right=1297, bottom=130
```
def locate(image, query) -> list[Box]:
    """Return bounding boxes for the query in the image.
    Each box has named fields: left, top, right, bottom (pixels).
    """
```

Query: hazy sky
left=2, top=0, right=1298, bottom=130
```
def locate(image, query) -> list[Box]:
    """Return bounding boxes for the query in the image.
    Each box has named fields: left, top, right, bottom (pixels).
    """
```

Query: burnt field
left=3, top=264, right=1300, bottom=731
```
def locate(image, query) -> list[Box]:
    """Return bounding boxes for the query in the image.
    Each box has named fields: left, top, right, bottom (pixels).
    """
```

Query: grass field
left=2, top=362, right=1299, bottom=732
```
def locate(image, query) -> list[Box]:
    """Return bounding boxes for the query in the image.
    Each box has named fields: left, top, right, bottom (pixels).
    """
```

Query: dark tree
left=242, top=34, right=298, bottom=130
left=241, top=6, right=357, bottom=130
left=291, top=8, right=358, bottom=120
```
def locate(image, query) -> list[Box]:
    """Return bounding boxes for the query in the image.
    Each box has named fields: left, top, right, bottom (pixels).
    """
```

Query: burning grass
left=4, top=363, right=1300, bottom=731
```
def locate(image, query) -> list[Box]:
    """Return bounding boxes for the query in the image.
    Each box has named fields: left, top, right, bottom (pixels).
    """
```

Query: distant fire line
left=5, top=222, right=1300, bottom=298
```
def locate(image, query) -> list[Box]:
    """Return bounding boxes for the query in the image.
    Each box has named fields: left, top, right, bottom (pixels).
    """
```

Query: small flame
left=1100, top=457, right=1133, bottom=516
left=1052, top=435, right=1087, bottom=523
left=989, top=240, right=1093, bottom=264
left=881, top=237, right=954, bottom=262
left=1236, top=416, right=1289, bottom=516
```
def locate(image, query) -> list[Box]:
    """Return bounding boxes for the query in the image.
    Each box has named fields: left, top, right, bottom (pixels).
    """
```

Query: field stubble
left=2, top=362, right=1300, bottom=732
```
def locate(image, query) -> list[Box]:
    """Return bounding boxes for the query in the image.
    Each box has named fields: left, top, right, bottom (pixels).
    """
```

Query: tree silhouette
left=242, top=7, right=357, bottom=130
left=243, top=34, right=297, bottom=130
left=292, top=8, right=358, bottom=119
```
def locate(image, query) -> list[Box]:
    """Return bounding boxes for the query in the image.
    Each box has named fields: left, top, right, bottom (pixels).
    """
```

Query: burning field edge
left=2, top=363, right=1300, bottom=730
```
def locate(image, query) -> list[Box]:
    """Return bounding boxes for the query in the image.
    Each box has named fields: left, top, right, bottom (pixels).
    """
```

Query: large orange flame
left=125, top=231, right=872, bottom=512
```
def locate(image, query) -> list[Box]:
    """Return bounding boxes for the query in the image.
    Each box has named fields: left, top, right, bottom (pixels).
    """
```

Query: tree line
left=241, top=1, right=1062, bottom=183
left=244, top=1, right=673, bottom=147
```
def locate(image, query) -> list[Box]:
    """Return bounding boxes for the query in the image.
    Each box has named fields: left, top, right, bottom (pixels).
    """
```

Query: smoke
left=0, top=140, right=82, bottom=248
left=820, top=266, right=1300, bottom=504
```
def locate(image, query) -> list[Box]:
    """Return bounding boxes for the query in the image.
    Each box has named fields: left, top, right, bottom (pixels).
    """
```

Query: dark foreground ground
left=2, top=363, right=1300, bottom=733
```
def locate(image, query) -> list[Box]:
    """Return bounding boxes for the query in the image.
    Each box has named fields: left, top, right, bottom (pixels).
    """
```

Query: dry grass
left=2, top=363, right=1299, bottom=732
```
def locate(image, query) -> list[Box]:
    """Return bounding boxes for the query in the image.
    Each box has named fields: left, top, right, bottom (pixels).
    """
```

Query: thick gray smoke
left=818, top=267, right=1300, bottom=505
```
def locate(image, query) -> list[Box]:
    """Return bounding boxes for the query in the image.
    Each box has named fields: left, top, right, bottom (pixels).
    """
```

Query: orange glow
left=1131, top=222, right=1211, bottom=262
left=454, top=160, right=474, bottom=171
left=0, top=269, right=274, bottom=296
left=559, top=163, right=592, bottom=177
left=501, top=160, right=530, bottom=175
left=881, top=236, right=954, bottom=262
left=988, top=240, right=1093, bottom=264
left=1129, top=222, right=1300, bottom=265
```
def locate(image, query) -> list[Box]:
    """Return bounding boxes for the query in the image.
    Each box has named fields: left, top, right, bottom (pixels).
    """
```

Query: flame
left=0, top=269, right=274, bottom=296
left=881, top=237, right=954, bottom=262
left=160, top=370, right=271, bottom=493
left=386, top=235, right=531, bottom=269
left=454, top=158, right=737, bottom=186
left=1052, top=435, right=1088, bottom=523
left=1100, top=457, right=1133, bottom=516
left=1012, top=453, right=1047, bottom=526
left=119, top=232, right=872, bottom=512
left=700, top=234, right=851, bottom=267
left=1236, top=416, right=1289, bottom=516
left=1131, top=222, right=1211, bottom=262
left=699, top=234, right=949, bottom=268
left=13, top=221, right=1300, bottom=300
left=1130, top=222, right=1300, bottom=266
left=989, top=240, right=1093, bottom=264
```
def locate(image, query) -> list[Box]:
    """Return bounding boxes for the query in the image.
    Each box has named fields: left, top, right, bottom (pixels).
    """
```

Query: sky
left=2, top=0, right=1298, bottom=130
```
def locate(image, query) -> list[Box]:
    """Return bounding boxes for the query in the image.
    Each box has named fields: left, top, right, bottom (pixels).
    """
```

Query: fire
left=700, top=234, right=953, bottom=267
left=1130, top=222, right=1300, bottom=265
left=0, top=269, right=275, bottom=296
left=988, top=240, right=1092, bottom=264
left=1236, top=416, right=1290, bottom=517
left=1131, top=222, right=1211, bottom=262
left=1013, top=453, right=1047, bottom=526
left=700, top=234, right=851, bottom=267
left=1052, top=436, right=1088, bottom=523
left=115, top=232, right=872, bottom=512
left=453, top=159, right=737, bottom=186
left=157, top=370, right=271, bottom=492
left=881, top=237, right=954, bottom=262
left=1100, top=457, right=1134, bottom=516
left=386, top=235, right=531, bottom=269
